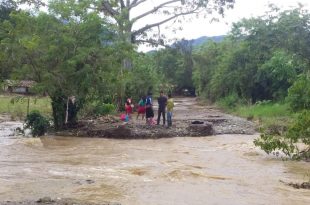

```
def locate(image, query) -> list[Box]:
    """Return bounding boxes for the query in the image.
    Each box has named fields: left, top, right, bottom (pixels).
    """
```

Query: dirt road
left=76, top=97, right=256, bottom=138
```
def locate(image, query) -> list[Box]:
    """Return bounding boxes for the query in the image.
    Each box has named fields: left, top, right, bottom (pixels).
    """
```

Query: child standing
left=167, top=93, right=174, bottom=127
left=137, top=96, right=146, bottom=120
left=145, top=92, right=155, bottom=125
left=125, top=98, right=133, bottom=118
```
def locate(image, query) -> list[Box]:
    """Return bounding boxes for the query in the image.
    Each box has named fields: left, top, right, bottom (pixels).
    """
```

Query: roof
left=4, top=80, right=36, bottom=88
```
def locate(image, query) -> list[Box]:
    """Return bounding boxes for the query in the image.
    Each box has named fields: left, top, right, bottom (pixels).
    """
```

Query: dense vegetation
left=152, top=6, right=309, bottom=160
left=0, top=1, right=309, bottom=158
left=193, top=7, right=310, bottom=105
left=190, top=6, right=310, bottom=159
left=1, top=0, right=234, bottom=128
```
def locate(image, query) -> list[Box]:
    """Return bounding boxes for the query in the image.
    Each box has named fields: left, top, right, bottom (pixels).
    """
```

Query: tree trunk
left=67, top=98, right=78, bottom=127
left=50, top=90, right=78, bottom=130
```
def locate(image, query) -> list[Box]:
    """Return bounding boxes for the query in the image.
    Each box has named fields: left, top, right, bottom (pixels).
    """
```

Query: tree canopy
left=18, top=0, right=235, bottom=46
left=2, top=1, right=309, bottom=142
left=192, top=5, right=310, bottom=104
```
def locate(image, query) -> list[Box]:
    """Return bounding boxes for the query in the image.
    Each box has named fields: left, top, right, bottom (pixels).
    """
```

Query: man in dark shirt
left=157, top=91, right=167, bottom=125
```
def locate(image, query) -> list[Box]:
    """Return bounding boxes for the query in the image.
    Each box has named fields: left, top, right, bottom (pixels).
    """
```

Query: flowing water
left=0, top=122, right=309, bottom=205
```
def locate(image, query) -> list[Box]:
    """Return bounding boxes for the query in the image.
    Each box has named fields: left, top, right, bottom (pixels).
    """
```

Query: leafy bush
left=81, top=103, right=116, bottom=117
left=94, top=103, right=116, bottom=115
left=217, top=93, right=245, bottom=109
left=258, top=50, right=297, bottom=100
left=287, top=110, right=310, bottom=146
left=286, top=74, right=310, bottom=111
left=25, top=110, right=50, bottom=137
left=254, top=110, right=310, bottom=160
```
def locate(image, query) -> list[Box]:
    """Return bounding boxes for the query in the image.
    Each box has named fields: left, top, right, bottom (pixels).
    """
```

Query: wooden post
left=27, top=97, right=30, bottom=115
left=65, top=97, right=69, bottom=124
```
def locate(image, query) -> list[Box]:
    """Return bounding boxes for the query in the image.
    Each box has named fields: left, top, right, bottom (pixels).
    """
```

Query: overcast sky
left=19, top=0, right=310, bottom=51
left=181, top=0, right=309, bottom=38
left=136, top=0, right=310, bottom=51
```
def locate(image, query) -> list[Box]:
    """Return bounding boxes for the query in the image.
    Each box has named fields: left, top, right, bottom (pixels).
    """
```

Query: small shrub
left=286, top=74, right=310, bottom=111
left=94, top=103, right=116, bottom=115
left=287, top=110, right=310, bottom=146
left=254, top=110, right=310, bottom=160
left=25, top=110, right=50, bottom=137
left=217, top=93, right=245, bottom=109
left=80, top=103, right=117, bottom=117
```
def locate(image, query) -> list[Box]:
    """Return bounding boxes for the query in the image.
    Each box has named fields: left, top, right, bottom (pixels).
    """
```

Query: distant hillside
left=145, top=35, right=225, bottom=53
left=191, top=35, right=225, bottom=47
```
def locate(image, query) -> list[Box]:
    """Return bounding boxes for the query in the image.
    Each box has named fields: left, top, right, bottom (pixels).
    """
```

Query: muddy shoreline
left=0, top=197, right=120, bottom=205
left=1, top=98, right=257, bottom=139
left=55, top=98, right=257, bottom=138
left=58, top=117, right=256, bottom=139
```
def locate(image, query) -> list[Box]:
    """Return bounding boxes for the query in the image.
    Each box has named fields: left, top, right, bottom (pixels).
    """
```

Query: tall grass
left=0, top=95, right=52, bottom=120
left=235, top=102, right=291, bottom=118
left=215, top=95, right=295, bottom=129
left=232, top=102, right=295, bottom=129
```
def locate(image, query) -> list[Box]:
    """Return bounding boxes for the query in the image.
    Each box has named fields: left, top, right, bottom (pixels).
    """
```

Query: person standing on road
left=145, top=92, right=155, bottom=125
left=137, top=96, right=146, bottom=120
left=167, top=93, right=174, bottom=127
left=157, top=91, right=167, bottom=125
left=125, top=98, right=133, bottom=118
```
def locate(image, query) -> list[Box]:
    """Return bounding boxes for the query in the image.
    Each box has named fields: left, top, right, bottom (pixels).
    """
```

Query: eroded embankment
left=57, top=97, right=256, bottom=138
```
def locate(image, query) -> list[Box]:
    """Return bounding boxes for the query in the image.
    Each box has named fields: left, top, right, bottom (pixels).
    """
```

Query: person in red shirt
left=125, top=98, right=133, bottom=117
left=137, top=96, right=146, bottom=120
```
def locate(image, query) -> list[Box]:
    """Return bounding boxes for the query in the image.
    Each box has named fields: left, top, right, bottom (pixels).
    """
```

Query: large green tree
left=0, top=0, right=17, bottom=21
left=18, top=0, right=235, bottom=46
left=151, top=39, right=195, bottom=94
left=13, top=0, right=236, bottom=111
left=1, top=7, right=114, bottom=129
left=0, top=0, right=18, bottom=80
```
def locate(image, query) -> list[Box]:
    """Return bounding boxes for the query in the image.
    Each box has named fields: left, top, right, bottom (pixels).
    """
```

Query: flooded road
left=0, top=132, right=309, bottom=204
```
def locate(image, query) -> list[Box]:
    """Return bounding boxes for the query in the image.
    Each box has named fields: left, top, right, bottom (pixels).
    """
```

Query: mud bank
left=65, top=118, right=254, bottom=139
left=56, top=98, right=256, bottom=138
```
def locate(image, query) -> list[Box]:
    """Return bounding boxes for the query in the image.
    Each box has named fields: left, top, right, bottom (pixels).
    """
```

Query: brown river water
left=0, top=122, right=309, bottom=205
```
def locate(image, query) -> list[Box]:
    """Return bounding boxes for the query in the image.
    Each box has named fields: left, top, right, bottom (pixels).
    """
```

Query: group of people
left=124, top=91, right=174, bottom=127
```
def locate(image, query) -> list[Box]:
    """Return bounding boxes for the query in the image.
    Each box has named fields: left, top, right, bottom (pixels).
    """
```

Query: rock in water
left=187, top=121, right=213, bottom=136
left=36, top=197, right=54, bottom=203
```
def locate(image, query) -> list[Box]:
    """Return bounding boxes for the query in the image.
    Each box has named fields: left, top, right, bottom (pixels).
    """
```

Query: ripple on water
left=0, top=135, right=310, bottom=205
left=0, top=121, right=23, bottom=138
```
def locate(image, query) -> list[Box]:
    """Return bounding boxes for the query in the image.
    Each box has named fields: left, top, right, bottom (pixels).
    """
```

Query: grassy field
left=0, top=95, right=52, bottom=120
left=231, top=102, right=295, bottom=129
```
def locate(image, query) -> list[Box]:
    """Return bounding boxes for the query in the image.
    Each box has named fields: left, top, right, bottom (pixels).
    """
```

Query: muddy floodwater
left=0, top=125, right=309, bottom=204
